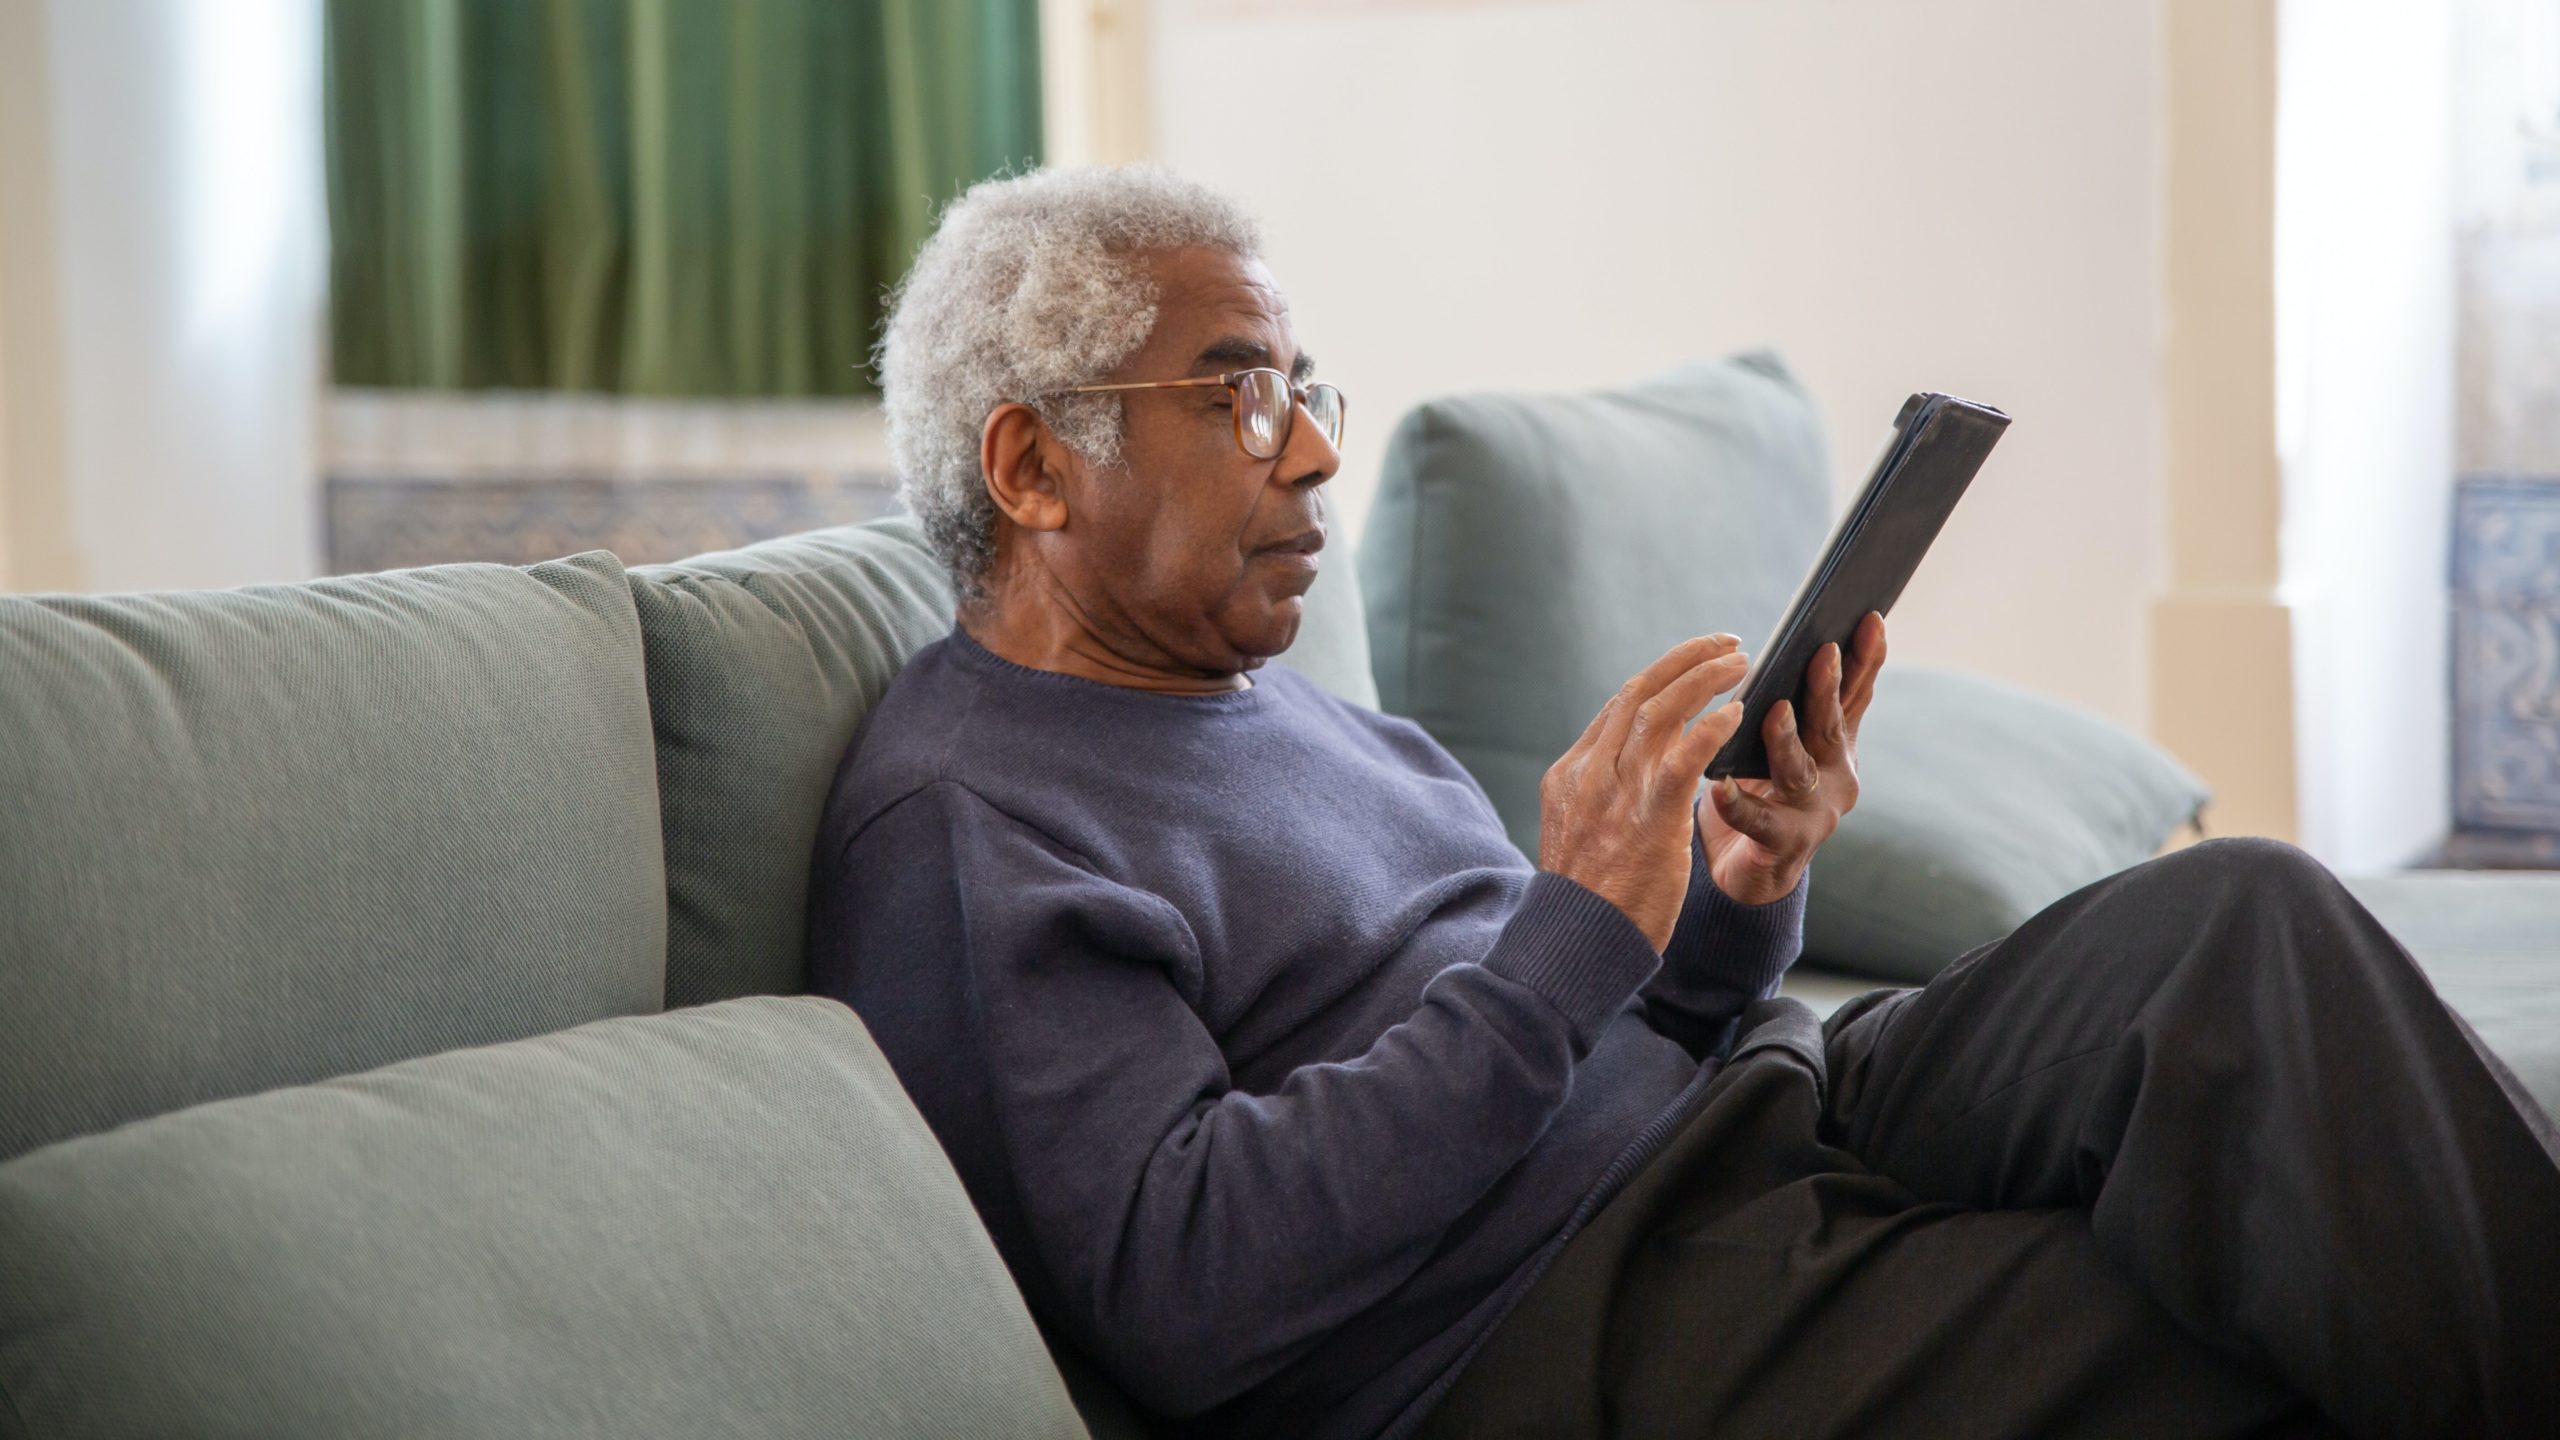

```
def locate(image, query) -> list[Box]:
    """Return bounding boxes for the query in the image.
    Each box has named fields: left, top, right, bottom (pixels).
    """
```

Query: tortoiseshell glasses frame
left=1053, top=368, right=1346, bottom=461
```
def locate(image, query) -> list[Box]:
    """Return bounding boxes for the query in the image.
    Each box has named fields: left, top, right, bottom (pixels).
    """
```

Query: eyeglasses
left=1055, top=367, right=1347, bottom=461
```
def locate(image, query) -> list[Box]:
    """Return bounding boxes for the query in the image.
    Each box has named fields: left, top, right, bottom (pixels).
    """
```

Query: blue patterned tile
left=2451, top=475, right=2560, bottom=834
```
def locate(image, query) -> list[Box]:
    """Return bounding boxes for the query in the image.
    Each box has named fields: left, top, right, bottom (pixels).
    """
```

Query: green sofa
left=0, top=509, right=1372, bottom=1438
left=4, top=359, right=2554, bottom=1438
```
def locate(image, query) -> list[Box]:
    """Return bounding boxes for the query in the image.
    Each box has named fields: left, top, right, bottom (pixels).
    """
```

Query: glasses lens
left=1235, top=370, right=1289, bottom=458
left=1306, top=384, right=1346, bottom=448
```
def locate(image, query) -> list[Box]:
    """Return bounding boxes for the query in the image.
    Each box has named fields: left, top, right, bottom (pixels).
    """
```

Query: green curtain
left=324, top=0, right=1042, bottom=397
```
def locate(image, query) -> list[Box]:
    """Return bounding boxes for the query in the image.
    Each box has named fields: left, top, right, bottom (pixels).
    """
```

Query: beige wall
left=4, top=0, right=2420, bottom=856
left=2150, top=0, right=2297, bottom=844
left=0, top=0, right=73, bottom=592
left=1134, top=0, right=2357, bottom=846
left=1044, top=0, right=1154, bottom=166
left=0, top=213, right=11, bottom=592
left=1146, top=0, right=2171, bottom=735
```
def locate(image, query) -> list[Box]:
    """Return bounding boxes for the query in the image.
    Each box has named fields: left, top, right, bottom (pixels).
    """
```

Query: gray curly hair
left=876, top=166, right=1265, bottom=596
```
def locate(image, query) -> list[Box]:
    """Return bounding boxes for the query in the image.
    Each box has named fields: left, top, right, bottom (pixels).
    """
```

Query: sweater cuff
left=1482, top=872, right=1663, bottom=1047
left=1664, top=861, right=1809, bottom=987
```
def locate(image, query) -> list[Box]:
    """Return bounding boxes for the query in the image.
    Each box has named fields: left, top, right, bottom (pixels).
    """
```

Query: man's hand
left=1700, top=611, right=1887, bottom=905
left=1539, top=635, right=1753, bottom=952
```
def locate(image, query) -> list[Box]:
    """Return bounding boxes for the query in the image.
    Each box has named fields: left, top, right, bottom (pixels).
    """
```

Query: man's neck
left=959, top=595, right=1251, bottom=696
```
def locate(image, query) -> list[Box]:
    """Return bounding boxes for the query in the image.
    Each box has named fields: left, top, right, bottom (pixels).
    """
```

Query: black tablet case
left=1704, top=392, right=2010, bottom=780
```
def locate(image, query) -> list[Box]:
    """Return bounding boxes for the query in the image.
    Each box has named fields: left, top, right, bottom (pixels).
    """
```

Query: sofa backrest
left=1357, top=352, right=1834, bottom=856
left=0, top=553, right=666, bottom=1161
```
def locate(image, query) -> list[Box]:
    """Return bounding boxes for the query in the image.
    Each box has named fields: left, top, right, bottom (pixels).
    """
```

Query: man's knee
left=2139, top=835, right=2338, bottom=908
left=2094, top=838, right=2377, bottom=997
left=1996, top=838, right=2376, bottom=1019
left=2131, top=837, right=2425, bottom=1003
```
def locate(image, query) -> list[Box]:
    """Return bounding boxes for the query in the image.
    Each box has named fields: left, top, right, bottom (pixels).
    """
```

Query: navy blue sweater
left=806, top=629, right=1806, bottom=1438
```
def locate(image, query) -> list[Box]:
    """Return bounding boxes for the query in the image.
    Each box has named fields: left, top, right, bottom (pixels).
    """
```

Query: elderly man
left=806, top=168, right=2559, bottom=1439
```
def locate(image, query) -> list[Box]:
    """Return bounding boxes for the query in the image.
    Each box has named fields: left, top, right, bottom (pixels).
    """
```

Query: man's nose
left=1278, top=397, right=1340, bottom=489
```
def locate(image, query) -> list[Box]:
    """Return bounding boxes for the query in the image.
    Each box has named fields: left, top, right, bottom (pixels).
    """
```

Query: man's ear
left=980, top=402, right=1072, bottom=534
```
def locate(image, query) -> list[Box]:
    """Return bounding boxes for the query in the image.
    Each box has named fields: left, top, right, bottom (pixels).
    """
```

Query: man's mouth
left=1257, top=529, right=1326, bottom=557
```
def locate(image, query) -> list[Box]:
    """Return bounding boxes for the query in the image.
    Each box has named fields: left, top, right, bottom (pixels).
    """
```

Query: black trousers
left=1415, top=839, right=2560, bottom=1439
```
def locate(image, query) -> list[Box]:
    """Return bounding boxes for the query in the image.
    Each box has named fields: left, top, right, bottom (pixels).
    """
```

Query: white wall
left=2276, top=0, right=2456, bottom=870
left=1149, top=0, right=2169, bottom=731
left=18, top=0, right=326, bottom=593
left=2455, top=0, right=2560, bottom=478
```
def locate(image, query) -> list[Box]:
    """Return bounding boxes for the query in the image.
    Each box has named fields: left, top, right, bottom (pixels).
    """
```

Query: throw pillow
left=1357, top=350, right=1836, bottom=857
left=629, top=519, right=955, bottom=1007
left=0, top=996, right=1086, bottom=1439
left=1805, top=668, right=2209, bottom=981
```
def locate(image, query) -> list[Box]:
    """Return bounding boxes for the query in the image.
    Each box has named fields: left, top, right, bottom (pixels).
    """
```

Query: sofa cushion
left=0, top=995, right=1087, bottom=1439
left=1357, top=351, right=1835, bottom=857
left=1802, top=668, right=2209, bottom=981
left=628, top=518, right=957, bottom=1007
left=0, top=553, right=664, bottom=1162
left=2339, top=872, right=2560, bottom=1124
left=632, top=513, right=1377, bottom=1009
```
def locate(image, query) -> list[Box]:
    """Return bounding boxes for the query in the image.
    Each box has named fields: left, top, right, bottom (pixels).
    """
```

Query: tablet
left=1703, top=391, right=2010, bottom=780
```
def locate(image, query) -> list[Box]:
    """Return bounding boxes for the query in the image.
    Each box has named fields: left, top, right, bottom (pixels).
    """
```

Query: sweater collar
left=943, top=626, right=1278, bottom=715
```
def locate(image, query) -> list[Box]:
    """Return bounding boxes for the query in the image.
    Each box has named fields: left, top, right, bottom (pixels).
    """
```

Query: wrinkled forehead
left=1137, top=247, right=1314, bottom=382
